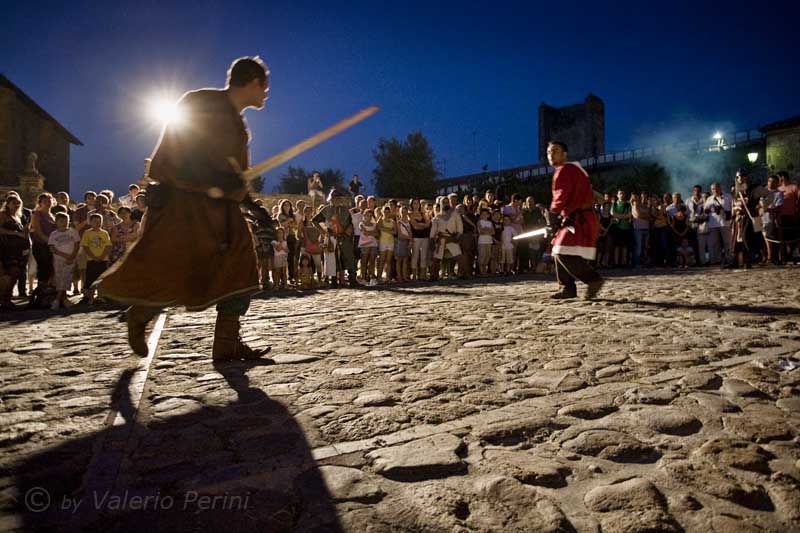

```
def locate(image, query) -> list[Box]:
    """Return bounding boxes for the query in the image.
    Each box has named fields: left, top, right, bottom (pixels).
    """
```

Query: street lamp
left=713, top=132, right=722, bottom=140
left=747, top=152, right=759, bottom=164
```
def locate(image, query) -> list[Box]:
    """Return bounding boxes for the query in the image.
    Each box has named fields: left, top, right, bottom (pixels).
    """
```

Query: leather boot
left=550, top=287, right=577, bottom=300
left=127, top=305, right=160, bottom=356
left=212, top=314, right=272, bottom=361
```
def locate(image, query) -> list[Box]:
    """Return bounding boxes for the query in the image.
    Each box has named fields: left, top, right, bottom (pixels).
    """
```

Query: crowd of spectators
left=0, top=169, right=797, bottom=311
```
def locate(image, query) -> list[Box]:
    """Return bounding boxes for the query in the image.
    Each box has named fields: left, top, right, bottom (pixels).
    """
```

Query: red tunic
left=550, top=162, right=599, bottom=260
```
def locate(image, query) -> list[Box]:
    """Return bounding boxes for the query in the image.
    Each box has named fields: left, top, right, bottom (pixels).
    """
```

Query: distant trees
left=273, top=166, right=345, bottom=194
left=372, top=131, right=438, bottom=198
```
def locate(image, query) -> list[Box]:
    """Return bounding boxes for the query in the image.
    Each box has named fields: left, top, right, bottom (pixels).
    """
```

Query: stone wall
left=766, top=128, right=800, bottom=173
left=538, top=94, right=605, bottom=162
left=0, top=86, right=71, bottom=193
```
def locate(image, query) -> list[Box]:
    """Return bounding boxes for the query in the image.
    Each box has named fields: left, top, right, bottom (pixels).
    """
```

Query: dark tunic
left=99, top=89, right=259, bottom=310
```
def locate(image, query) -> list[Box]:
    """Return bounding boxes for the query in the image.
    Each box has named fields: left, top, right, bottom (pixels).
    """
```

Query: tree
left=273, top=166, right=345, bottom=194
left=250, top=175, right=265, bottom=193
left=372, top=131, right=439, bottom=198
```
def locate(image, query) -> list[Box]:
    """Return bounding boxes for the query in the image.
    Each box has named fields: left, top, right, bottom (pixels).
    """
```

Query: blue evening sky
left=3, top=0, right=797, bottom=195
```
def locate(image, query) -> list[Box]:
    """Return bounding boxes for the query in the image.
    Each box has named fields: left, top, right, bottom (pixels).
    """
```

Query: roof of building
left=759, top=115, right=800, bottom=133
left=0, top=74, right=83, bottom=146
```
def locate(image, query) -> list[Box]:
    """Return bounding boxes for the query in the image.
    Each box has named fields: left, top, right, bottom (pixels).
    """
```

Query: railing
left=437, top=129, right=765, bottom=194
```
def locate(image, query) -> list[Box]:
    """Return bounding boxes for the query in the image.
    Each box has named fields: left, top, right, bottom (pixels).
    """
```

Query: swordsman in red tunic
left=546, top=141, right=604, bottom=300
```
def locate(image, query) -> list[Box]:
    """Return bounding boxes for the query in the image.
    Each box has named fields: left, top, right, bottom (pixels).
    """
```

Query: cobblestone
left=2, top=267, right=800, bottom=531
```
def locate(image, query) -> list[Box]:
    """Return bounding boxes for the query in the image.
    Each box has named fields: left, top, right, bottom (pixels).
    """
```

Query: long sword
left=241, top=105, right=380, bottom=182
left=512, top=224, right=575, bottom=240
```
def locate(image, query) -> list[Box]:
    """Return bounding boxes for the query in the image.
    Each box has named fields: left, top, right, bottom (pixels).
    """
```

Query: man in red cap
left=546, top=141, right=604, bottom=299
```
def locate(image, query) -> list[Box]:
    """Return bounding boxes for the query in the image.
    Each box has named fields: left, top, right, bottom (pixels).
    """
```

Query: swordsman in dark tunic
left=100, top=57, right=275, bottom=360
left=545, top=140, right=604, bottom=300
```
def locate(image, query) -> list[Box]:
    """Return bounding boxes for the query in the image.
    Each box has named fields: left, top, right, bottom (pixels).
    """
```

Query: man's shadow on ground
left=11, top=361, right=341, bottom=532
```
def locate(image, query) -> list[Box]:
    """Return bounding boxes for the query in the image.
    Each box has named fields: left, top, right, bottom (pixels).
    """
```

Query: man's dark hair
left=510, top=193, right=521, bottom=202
left=736, top=168, right=749, bottom=178
left=129, top=184, right=140, bottom=191
left=548, top=140, right=568, bottom=152
left=89, top=213, right=103, bottom=223
left=777, top=170, right=790, bottom=180
left=692, top=184, right=702, bottom=191
left=84, top=190, right=97, bottom=200
left=52, top=205, right=67, bottom=215
left=227, top=56, right=269, bottom=88
left=480, top=207, right=490, bottom=214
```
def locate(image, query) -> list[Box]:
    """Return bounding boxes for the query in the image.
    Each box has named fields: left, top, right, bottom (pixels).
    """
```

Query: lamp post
left=747, top=152, right=759, bottom=164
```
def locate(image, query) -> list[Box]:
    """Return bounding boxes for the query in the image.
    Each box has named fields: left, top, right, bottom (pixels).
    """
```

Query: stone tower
left=538, top=94, right=605, bottom=162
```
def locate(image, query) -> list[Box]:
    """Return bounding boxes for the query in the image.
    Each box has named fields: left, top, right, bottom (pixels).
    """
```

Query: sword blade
left=242, top=105, right=380, bottom=181
left=512, top=227, right=548, bottom=240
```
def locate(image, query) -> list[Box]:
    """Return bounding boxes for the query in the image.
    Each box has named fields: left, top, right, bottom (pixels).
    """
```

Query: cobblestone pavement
left=2, top=267, right=800, bottom=532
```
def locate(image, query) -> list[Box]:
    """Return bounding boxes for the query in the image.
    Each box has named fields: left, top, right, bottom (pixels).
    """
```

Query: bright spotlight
left=147, top=97, right=185, bottom=127
left=712, top=132, right=722, bottom=140
left=747, top=152, right=759, bottom=163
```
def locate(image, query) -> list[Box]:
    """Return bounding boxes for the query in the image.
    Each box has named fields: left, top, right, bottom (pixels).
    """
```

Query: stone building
left=0, top=74, right=82, bottom=199
left=538, top=93, right=604, bottom=162
left=759, top=115, right=800, bottom=173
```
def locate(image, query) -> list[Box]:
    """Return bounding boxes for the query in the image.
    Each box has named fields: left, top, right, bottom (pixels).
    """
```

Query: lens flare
left=148, top=97, right=184, bottom=127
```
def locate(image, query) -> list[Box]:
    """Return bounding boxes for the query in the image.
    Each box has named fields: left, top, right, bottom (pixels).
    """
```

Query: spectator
left=30, top=193, right=57, bottom=289
left=109, top=206, right=140, bottom=265
left=299, top=205, right=323, bottom=283
left=350, top=198, right=363, bottom=278
left=89, top=194, right=121, bottom=233
left=760, top=175, right=784, bottom=264
left=631, top=192, right=652, bottom=267
left=522, top=196, right=546, bottom=271
left=271, top=227, right=289, bottom=290
left=395, top=206, right=412, bottom=282
left=609, top=190, right=632, bottom=267
left=377, top=205, right=397, bottom=283
left=490, top=209, right=503, bottom=275
left=666, top=192, right=683, bottom=217
left=409, top=198, right=431, bottom=281
left=131, top=193, right=147, bottom=222
left=705, top=182, right=733, bottom=266
left=668, top=204, right=690, bottom=266
left=358, top=207, right=379, bottom=286
left=47, top=212, right=80, bottom=309
left=459, top=195, right=477, bottom=278
left=0, top=194, right=30, bottom=310
left=308, top=171, right=325, bottom=210
left=476, top=207, right=494, bottom=276
left=685, top=185, right=705, bottom=265
left=501, top=214, right=518, bottom=275
left=430, top=196, right=463, bottom=281
left=322, top=224, right=339, bottom=285
left=651, top=195, right=670, bottom=267
left=79, top=213, right=111, bottom=304
left=348, top=174, right=363, bottom=197
left=777, top=171, right=799, bottom=263
left=118, top=184, right=141, bottom=208
left=277, top=200, right=297, bottom=284
left=54, top=192, right=76, bottom=222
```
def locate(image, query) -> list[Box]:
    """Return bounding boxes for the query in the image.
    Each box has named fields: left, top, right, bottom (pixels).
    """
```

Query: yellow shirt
left=81, top=228, right=111, bottom=259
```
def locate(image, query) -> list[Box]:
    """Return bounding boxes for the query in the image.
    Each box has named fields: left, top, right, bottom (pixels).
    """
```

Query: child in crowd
left=297, top=254, right=315, bottom=289
left=501, top=214, right=518, bottom=275
left=299, top=205, right=323, bottom=283
left=322, top=228, right=338, bottom=286
left=676, top=237, right=693, bottom=269
left=491, top=210, right=504, bottom=275
left=477, top=208, right=494, bottom=276
left=358, top=208, right=379, bottom=286
left=79, top=213, right=111, bottom=304
left=271, top=227, right=289, bottom=290
left=47, top=212, right=80, bottom=309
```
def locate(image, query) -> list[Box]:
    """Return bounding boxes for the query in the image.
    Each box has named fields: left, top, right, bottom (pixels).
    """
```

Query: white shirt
left=501, top=226, right=518, bottom=249
left=48, top=228, right=80, bottom=255
left=118, top=193, right=137, bottom=209
left=705, top=193, right=733, bottom=228
left=351, top=211, right=363, bottom=236
left=760, top=190, right=784, bottom=225
left=477, top=219, right=494, bottom=245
